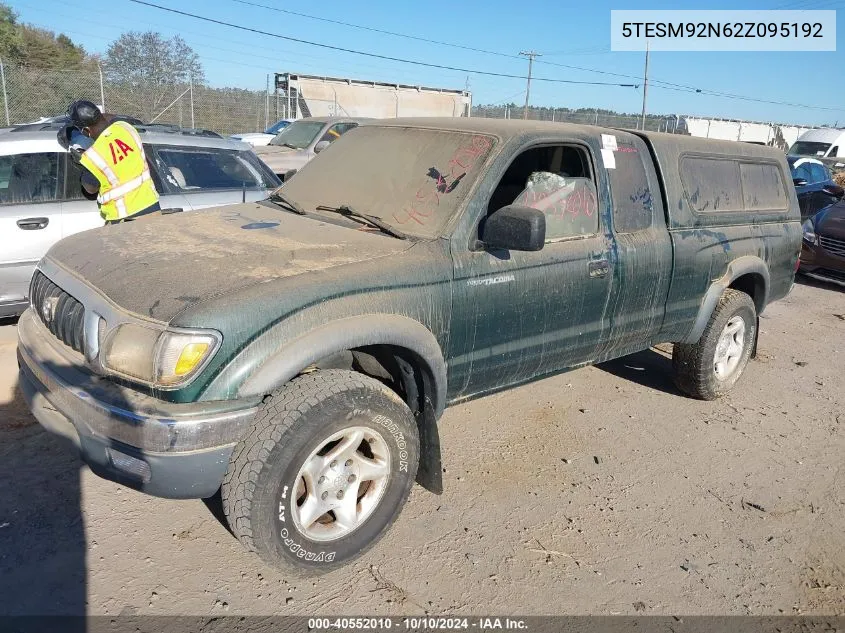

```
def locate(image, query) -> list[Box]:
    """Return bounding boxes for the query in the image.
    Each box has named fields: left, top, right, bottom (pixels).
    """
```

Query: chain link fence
left=0, top=61, right=272, bottom=136
left=0, top=60, right=816, bottom=144
left=471, top=104, right=676, bottom=132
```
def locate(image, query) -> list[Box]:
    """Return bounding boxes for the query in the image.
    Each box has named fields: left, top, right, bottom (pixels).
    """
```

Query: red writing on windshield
left=393, top=135, right=493, bottom=226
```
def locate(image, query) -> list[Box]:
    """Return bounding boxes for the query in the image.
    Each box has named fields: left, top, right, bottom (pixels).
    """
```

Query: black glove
left=57, top=123, right=90, bottom=164
left=57, top=124, right=73, bottom=151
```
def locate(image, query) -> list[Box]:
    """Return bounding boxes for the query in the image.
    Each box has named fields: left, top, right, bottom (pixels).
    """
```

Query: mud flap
left=415, top=404, right=443, bottom=495
left=751, top=315, right=760, bottom=359
left=394, top=354, right=443, bottom=494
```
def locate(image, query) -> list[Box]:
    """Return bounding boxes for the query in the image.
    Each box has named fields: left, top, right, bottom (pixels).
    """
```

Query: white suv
left=0, top=121, right=281, bottom=317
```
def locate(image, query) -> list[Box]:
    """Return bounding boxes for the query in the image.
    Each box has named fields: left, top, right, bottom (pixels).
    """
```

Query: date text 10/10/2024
left=307, top=617, right=529, bottom=630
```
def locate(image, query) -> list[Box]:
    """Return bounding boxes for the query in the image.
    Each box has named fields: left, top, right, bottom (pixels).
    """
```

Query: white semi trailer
left=274, top=72, right=472, bottom=120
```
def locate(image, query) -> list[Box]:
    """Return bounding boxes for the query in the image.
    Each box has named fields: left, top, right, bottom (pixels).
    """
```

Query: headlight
left=101, top=324, right=220, bottom=388
left=155, top=330, right=219, bottom=386
left=802, top=218, right=818, bottom=245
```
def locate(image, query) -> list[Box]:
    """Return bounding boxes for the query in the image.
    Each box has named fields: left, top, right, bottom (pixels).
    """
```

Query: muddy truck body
left=18, top=118, right=801, bottom=572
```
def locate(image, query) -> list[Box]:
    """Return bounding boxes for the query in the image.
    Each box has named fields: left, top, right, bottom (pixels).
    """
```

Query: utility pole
left=520, top=51, right=541, bottom=120
left=640, top=40, right=650, bottom=131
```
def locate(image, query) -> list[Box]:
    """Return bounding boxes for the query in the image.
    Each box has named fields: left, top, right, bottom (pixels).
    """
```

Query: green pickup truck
left=18, top=118, right=801, bottom=573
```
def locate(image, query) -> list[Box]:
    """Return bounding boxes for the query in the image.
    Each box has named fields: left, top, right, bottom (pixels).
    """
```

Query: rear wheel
left=672, top=289, right=757, bottom=400
left=222, top=369, right=419, bottom=574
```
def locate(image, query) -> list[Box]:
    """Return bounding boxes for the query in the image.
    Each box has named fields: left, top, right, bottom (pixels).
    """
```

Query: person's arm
left=80, top=167, right=100, bottom=195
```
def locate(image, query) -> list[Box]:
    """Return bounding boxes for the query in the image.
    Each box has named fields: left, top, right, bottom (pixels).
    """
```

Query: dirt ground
left=1, top=278, right=843, bottom=617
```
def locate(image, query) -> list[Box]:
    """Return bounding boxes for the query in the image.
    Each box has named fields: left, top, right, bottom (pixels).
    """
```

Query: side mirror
left=282, top=169, right=297, bottom=182
left=314, top=140, right=331, bottom=154
left=822, top=183, right=844, bottom=198
left=793, top=178, right=808, bottom=187
left=479, top=205, right=545, bottom=252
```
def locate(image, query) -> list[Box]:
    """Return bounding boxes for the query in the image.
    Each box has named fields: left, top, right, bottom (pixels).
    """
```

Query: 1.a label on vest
left=108, top=139, right=135, bottom=164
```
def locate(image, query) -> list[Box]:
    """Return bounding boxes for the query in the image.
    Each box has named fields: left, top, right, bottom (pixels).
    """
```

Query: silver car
left=0, top=122, right=281, bottom=317
left=253, top=117, right=363, bottom=179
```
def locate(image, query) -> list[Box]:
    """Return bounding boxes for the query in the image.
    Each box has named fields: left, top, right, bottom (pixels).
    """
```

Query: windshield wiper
left=268, top=190, right=307, bottom=215
left=315, top=205, right=408, bottom=240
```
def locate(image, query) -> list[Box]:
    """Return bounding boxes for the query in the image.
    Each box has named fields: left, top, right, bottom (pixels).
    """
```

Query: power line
left=222, top=0, right=845, bottom=113
left=229, top=0, right=521, bottom=61
left=126, top=0, right=639, bottom=87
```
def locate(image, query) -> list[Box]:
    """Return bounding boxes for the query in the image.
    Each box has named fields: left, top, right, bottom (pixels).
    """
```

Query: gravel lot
left=1, top=279, right=843, bottom=616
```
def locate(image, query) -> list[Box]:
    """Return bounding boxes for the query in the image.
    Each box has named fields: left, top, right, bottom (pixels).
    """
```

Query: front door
left=0, top=151, right=63, bottom=308
left=447, top=142, right=613, bottom=400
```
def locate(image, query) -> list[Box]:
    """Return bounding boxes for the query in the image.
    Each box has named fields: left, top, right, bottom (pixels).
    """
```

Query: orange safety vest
left=80, top=121, right=159, bottom=221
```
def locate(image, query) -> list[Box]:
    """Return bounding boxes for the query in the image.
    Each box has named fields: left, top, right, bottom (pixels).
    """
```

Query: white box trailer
left=669, top=116, right=816, bottom=151
left=275, top=73, right=472, bottom=120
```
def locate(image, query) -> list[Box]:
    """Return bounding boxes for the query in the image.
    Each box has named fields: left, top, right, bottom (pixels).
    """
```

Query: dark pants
left=105, top=201, right=161, bottom=225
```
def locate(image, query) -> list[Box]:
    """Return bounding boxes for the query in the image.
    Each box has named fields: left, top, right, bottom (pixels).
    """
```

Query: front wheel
left=222, top=370, right=419, bottom=574
left=672, top=289, right=757, bottom=400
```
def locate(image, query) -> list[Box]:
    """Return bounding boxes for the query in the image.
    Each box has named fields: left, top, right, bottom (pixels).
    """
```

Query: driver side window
left=486, top=145, right=598, bottom=241
left=320, top=123, right=357, bottom=144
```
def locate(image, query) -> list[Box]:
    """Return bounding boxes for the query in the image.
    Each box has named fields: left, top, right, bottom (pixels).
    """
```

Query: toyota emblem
left=41, top=297, right=58, bottom=323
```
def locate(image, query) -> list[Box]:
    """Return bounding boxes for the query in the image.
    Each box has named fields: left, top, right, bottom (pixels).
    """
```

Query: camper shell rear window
left=680, top=155, right=788, bottom=214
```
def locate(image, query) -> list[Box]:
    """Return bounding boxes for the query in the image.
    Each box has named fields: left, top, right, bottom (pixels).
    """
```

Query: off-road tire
left=672, top=289, right=757, bottom=400
left=221, top=369, right=419, bottom=574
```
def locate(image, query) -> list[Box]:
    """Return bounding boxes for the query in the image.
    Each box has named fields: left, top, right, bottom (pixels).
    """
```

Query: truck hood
left=814, top=201, right=845, bottom=239
left=253, top=145, right=311, bottom=173
left=44, top=202, right=413, bottom=322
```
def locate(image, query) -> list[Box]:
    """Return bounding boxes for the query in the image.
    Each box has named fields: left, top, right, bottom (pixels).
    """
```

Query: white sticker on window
left=601, top=148, right=616, bottom=169
left=601, top=134, right=618, bottom=151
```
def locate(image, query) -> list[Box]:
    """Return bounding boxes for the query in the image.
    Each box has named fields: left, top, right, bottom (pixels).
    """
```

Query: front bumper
left=800, top=240, right=845, bottom=288
left=17, top=309, right=259, bottom=498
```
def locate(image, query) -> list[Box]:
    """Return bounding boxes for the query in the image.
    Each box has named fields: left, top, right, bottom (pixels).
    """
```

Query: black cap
left=67, top=100, right=102, bottom=128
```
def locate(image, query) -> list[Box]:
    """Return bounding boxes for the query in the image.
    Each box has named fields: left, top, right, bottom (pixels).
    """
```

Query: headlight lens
left=802, top=218, right=817, bottom=244
left=101, top=323, right=160, bottom=382
left=155, top=331, right=218, bottom=386
left=101, top=324, right=220, bottom=387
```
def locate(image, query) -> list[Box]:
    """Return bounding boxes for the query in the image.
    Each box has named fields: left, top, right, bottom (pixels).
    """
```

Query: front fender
left=682, top=255, right=770, bottom=344
left=209, top=314, right=448, bottom=418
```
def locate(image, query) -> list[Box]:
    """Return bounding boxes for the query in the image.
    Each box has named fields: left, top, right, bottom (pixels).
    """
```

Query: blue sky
left=8, top=0, right=845, bottom=126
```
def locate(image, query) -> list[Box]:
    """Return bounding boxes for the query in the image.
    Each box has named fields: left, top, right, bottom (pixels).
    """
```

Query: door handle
left=588, top=259, right=610, bottom=278
left=17, top=217, right=49, bottom=230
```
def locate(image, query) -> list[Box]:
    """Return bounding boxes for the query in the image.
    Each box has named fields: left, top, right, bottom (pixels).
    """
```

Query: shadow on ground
left=0, top=333, right=87, bottom=620
left=596, top=347, right=682, bottom=396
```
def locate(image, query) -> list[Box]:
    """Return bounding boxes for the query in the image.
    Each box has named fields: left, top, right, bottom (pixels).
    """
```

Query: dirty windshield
left=269, top=120, right=324, bottom=149
left=280, top=126, right=497, bottom=238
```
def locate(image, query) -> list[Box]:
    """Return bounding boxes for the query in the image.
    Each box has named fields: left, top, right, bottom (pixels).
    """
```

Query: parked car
left=800, top=197, right=845, bottom=287
left=19, top=118, right=800, bottom=574
left=788, top=155, right=843, bottom=219
left=230, top=119, right=293, bottom=147
left=0, top=121, right=281, bottom=317
left=253, top=116, right=363, bottom=179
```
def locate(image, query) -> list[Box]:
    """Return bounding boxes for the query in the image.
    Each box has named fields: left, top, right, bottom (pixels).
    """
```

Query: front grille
left=819, top=235, right=845, bottom=258
left=30, top=271, right=85, bottom=353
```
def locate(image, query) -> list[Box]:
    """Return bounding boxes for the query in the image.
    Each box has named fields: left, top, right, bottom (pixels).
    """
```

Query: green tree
left=0, top=3, right=22, bottom=60
left=105, top=31, right=205, bottom=121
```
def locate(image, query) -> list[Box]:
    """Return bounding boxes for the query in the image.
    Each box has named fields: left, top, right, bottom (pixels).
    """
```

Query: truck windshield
left=269, top=121, right=324, bottom=149
left=789, top=141, right=832, bottom=157
left=279, top=126, right=497, bottom=238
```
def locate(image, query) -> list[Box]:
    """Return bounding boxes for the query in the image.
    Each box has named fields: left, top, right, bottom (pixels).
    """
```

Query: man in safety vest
left=64, top=100, right=160, bottom=224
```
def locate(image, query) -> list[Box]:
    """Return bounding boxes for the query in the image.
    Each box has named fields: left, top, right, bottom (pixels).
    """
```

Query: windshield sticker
left=393, top=135, right=493, bottom=226
left=601, top=134, right=618, bottom=151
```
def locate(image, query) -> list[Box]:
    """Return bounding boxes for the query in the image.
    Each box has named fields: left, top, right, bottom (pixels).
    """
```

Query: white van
left=789, top=128, right=845, bottom=159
